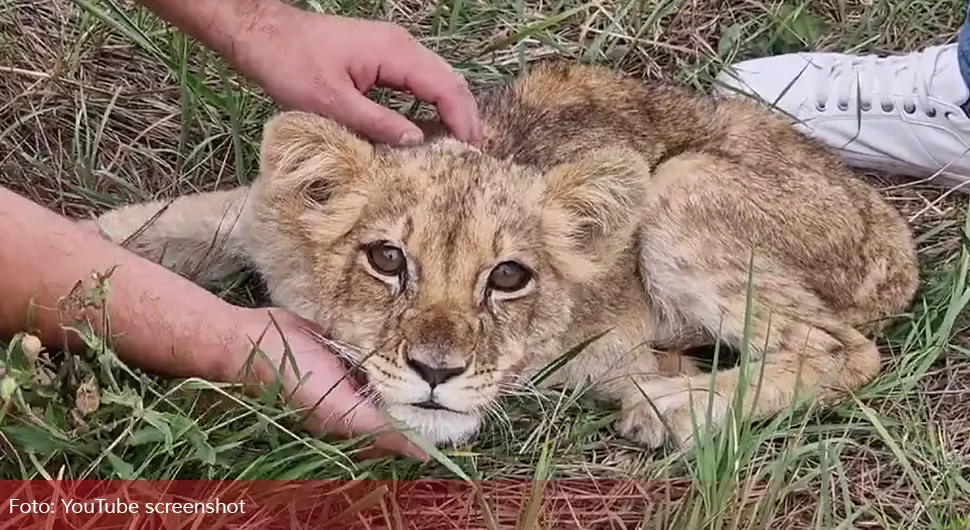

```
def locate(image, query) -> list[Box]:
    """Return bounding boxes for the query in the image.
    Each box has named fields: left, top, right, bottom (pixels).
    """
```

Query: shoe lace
left=814, top=46, right=946, bottom=117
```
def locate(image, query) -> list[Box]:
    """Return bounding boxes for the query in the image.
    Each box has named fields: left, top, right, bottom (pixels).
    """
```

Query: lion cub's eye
left=366, top=242, right=406, bottom=276
left=487, top=261, right=533, bottom=292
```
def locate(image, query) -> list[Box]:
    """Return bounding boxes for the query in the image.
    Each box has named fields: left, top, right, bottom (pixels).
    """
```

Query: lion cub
left=91, top=63, right=918, bottom=449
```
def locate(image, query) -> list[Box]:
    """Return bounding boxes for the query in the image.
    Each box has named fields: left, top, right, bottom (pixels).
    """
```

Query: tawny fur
left=90, top=63, right=919, bottom=449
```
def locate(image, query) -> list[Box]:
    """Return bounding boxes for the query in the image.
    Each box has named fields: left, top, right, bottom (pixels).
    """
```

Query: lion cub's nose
left=406, top=356, right=467, bottom=387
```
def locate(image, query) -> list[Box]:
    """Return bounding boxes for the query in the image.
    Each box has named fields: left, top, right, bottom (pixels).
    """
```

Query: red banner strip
left=0, top=479, right=693, bottom=529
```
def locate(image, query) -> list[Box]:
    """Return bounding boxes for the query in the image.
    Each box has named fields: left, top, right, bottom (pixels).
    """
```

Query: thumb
left=325, top=83, right=426, bottom=146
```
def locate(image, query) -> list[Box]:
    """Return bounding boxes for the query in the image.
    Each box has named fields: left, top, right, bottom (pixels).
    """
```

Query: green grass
left=2, top=0, right=970, bottom=528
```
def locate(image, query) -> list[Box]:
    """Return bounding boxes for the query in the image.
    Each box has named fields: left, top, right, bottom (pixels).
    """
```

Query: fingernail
left=404, top=444, right=429, bottom=461
left=399, top=130, right=423, bottom=146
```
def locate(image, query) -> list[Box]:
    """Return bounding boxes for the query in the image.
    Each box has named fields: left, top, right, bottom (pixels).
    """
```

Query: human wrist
left=202, top=0, right=303, bottom=82
left=199, top=304, right=256, bottom=384
left=100, top=274, right=244, bottom=386
left=210, top=306, right=286, bottom=389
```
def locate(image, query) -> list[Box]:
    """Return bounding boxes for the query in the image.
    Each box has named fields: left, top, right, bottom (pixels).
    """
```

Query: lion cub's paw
left=615, top=397, right=667, bottom=448
left=615, top=379, right=730, bottom=449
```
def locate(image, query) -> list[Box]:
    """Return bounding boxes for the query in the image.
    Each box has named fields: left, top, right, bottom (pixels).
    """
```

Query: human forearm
left=0, top=186, right=239, bottom=382
left=133, top=0, right=296, bottom=77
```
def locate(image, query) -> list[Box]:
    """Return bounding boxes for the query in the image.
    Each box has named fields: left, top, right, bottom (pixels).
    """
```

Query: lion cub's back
left=475, top=62, right=710, bottom=169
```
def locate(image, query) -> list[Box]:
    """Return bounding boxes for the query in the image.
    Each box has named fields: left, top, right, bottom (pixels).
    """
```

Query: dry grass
left=1, top=0, right=970, bottom=528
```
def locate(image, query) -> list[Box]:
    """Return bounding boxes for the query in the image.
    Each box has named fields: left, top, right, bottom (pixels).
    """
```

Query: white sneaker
left=714, top=44, right=970, bottom=192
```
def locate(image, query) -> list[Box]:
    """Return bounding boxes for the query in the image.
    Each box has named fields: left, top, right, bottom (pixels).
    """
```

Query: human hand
left=229, top=306, right=428, bottom=461
left=229, top=4, right=483, bottom=146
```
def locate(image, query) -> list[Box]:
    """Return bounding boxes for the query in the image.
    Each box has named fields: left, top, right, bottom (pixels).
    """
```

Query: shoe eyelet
left=837, top=101, right=849, bottom=111
left=816, top=101, right=827, bottom=111
left=903, top=102, right=916, bottom=114
left=926, top=108, right=938, bottom=118
left=860, top=102, right=872, bottom=111
left=882, top=102, right=894, bottom=112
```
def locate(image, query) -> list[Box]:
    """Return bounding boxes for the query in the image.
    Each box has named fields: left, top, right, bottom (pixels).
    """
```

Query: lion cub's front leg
left=90, top=187, right=253, bottom=284
left=613, top=347, right=730, bottom=449
left=570, top=345, right=709, bottom=448
left=614, top=372, right=731, bottom=449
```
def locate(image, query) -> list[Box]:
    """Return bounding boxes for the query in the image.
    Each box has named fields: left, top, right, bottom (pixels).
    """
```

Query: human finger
left=372, top=39, right=482, bottom=145
left=314, top=79, right=427, bottom=145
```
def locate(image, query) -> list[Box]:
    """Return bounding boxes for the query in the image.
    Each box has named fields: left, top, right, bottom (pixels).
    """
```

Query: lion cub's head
left=244, top=112, right=648, bottom=445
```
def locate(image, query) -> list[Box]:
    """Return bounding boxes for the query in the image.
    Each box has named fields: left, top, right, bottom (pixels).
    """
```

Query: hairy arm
left=133, top=0, right=285, bottom=75
left=0, top=185, right=241, bottom=382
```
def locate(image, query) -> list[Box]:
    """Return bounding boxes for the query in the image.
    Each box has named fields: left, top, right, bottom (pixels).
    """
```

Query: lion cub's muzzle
left=380, top=340, right=485, bottom=447
left=402, top=341, right=471, bottom=411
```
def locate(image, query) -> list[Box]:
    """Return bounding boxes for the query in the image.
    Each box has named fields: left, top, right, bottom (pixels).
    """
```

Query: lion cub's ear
left=258, top=111, right=376, bottom=205
left=540, top=148, right=648, bottom=281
